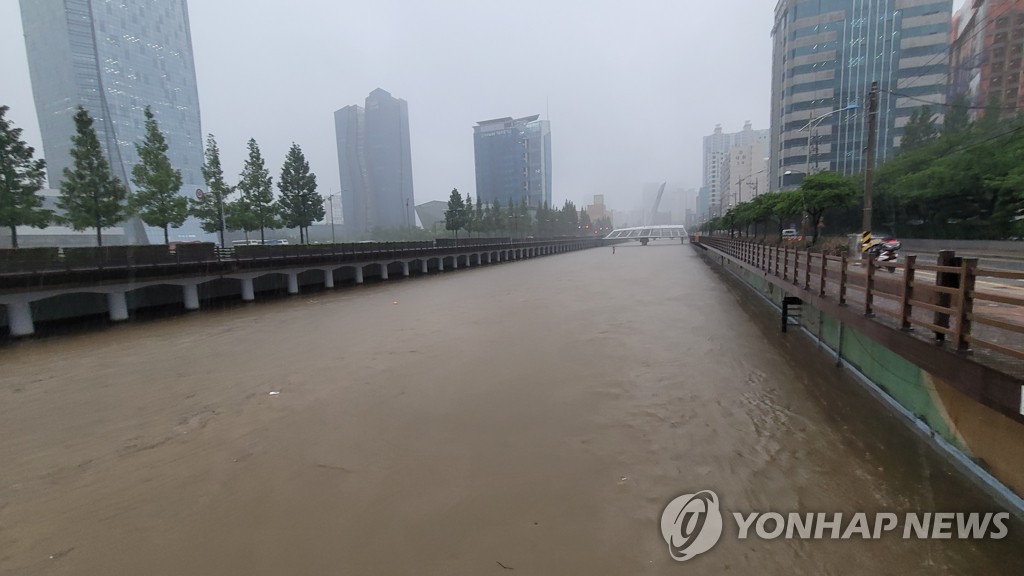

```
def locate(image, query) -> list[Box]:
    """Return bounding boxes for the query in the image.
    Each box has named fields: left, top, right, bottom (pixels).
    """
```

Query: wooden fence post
left=954, top=258, right=978, bottom=352
left=804, top=250, right=812, bottom=290
left=864, top=256, right=875, bottom=317
left=819, top=253, right=827, bottom=297
left=839, top=255, right=848, bottom=306
left=898, top=255, right=916, bottom=330
left=793, top=249, right=800, bottom=285
left=783, top=247, right=789, bottom=280
left=934, top=250, right=957, bottom=344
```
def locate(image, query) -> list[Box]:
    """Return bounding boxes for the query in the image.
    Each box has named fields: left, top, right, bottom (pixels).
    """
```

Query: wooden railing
left=696, top=235, right=1024, bottom=372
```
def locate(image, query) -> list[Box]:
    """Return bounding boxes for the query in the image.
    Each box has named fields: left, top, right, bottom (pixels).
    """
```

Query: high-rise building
left=769, top=0, right=953, bottom=191
left=334, top=88, right=415, bottom=234
left=20, top=0, right=207, bottom=244
left=950, top=0, right=1024, bottom=122
left=473, top=115, right=551, bottom=209
left=702, top=122, right=768, bottom=217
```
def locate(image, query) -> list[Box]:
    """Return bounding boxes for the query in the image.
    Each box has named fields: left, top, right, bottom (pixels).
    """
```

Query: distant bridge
left=604, top=225, right=689, bottom=245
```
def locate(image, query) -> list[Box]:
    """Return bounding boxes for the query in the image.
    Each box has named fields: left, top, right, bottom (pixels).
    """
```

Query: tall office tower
left=769, top=0, right=953, bottom=191
left=473, top=115, right=552, bottom=209
left=951, top=0, right=1024, bottom=122
left=702, top=122, right=769, bottom=219
left=334, top=88, right=415, bottom=234
left=20, top=0, right=208, bottom=244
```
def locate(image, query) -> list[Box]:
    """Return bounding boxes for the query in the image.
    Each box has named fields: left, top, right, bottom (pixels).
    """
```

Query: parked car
left=782, top=228, right=802, bottom=241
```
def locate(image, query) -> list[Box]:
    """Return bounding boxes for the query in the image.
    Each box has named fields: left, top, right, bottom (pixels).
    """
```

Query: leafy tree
left=899, top=105, right=938, bottom=153
left=130, top=106, right=186, bottom=244
left=481, top=201, right=493, bottom=236
left=0, top=105, right=50, bottom=247
left=191, top=134, right=231, bottom=246
left=444, top=187, right=466, bottom=242
left=944, top=93, right=971, bottom=135
left=519, top=197, right=533, bottom=235
left=58, top=106, right=128, bottom=246
left=464, top=192, right=477, bottom=237
left=790, top=172, right=857, bottom=243
left=235, top=138, right=279, bottom=243
left=474, top=195, right=484, bottom=236
left=489, top=199, right=503, bottom=234
left=276, top=143, right=323, bottom=244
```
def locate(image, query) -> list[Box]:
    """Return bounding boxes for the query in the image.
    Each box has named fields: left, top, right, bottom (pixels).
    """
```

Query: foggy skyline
left=4, top=1, right=791, bottom=214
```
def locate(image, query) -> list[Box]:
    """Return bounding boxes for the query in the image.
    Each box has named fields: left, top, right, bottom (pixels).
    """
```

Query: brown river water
left=1, top=242, right=1021, bottom=574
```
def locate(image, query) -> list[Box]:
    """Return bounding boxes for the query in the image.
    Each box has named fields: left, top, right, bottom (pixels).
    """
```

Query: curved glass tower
left=20, top=0, right=209, bottom=244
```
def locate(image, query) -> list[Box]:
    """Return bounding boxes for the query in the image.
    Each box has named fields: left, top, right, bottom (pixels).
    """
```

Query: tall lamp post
left=800, top=103, right=858, bottom=175
left=326, top=191, right=340, bottom=245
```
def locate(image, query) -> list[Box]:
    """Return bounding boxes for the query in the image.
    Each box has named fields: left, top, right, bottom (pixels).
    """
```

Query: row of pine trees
left=0, top=104, right=324, bottom=248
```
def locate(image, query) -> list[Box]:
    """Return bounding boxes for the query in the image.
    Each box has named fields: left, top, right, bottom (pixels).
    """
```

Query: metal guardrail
left=695, top=235, right=1024, bottom=378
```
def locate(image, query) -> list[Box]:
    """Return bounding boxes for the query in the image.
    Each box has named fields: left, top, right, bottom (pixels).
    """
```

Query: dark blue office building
left=473, top=115, right=552, bottom=209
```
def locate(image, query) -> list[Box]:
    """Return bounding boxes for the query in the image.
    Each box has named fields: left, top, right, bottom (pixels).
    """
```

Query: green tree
left=899, top=105, right=938, bottom=153
left=519, top=197, right=533, bottom=235
left=277, top=143, right=323, bottom=244
left=235, top=138, right=278, bottom=243
left=474, top=195, right=484, bottom=236
left=191, top=134, right=231, bottom=247
left=464, top=192, right=477, bottom=237
left=944, top=93, right=971, bottom=135
left=57, top=106, right=128, bottom=246
left=0, top=105, right=50, bottom=247
left=444, top=187, right=466, bottom=242
left=130, top=106, right=186, bottom=244
left=489, top=199, right=504, bottom=235
left=791, top=172, right=857, bottom=243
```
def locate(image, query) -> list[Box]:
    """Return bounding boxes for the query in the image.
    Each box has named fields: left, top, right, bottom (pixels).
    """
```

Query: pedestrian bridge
left=604, top=225, right=689, bottom=242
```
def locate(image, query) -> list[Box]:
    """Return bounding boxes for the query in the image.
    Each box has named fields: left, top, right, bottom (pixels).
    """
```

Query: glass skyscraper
left=20, top=0, right=208, bottom=244
left=473, top=115, right=552, bottom=209
left=334, top=88, right=415, bottom=234
left=769, top=0, right=952, bottom=191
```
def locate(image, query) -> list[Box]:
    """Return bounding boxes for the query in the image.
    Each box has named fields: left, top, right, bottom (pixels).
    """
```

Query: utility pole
left=863, top=81, right=879, bottom=234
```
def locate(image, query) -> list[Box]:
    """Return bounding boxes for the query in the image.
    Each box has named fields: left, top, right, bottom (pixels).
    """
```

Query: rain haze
left=0, top=0, right=777, bottom=214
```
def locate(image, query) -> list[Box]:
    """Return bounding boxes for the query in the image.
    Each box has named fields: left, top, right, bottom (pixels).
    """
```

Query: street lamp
left=326, top=191, right=340, bottom=245
left=800, top=103, right=858, bottom=174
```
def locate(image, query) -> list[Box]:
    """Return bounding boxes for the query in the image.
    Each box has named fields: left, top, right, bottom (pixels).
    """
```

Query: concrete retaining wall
left=708, top=253, right=1024, bottom=510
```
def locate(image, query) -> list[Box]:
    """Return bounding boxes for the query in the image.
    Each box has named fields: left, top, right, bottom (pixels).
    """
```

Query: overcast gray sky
left=2, top=0, right=782, bottom=213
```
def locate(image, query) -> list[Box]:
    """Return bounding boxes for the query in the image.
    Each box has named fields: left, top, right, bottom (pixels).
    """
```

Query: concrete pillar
left=183, top=284, right=200, bottom=311
left=452, top=257, right=458, bottom=269
left=7, top=301, right=34, bottom=337
left=241, top=278, right=255, bottom=301
left=486, top=252, right=492, bottom=264
left=402, top=261, right=410, bottom=277
left=438, top=258, right=444, bottom=271
left=466, top=255, right=472, bottom=267
left=324, top=269, right=335, bottom=289
left=107, top=291, right=129, bottom=322
left=287, top=272, right=299, bottom=295
left=380, top=264, right=389, bottom=280
left=421, top=260, right=428, bottom=274
left=355, top=266, right=364, bottom=284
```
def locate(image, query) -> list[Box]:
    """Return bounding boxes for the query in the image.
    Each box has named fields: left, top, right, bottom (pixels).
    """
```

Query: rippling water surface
left=1, top=242, right=1021, bottom=574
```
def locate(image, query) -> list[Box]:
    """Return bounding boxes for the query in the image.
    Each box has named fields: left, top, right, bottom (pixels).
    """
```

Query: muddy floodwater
left=1, top=242, right=1022, bottom=575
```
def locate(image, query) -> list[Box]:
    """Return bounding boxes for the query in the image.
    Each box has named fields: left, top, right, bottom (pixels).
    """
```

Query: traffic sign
left=195, top=188, right=204, bottom=200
